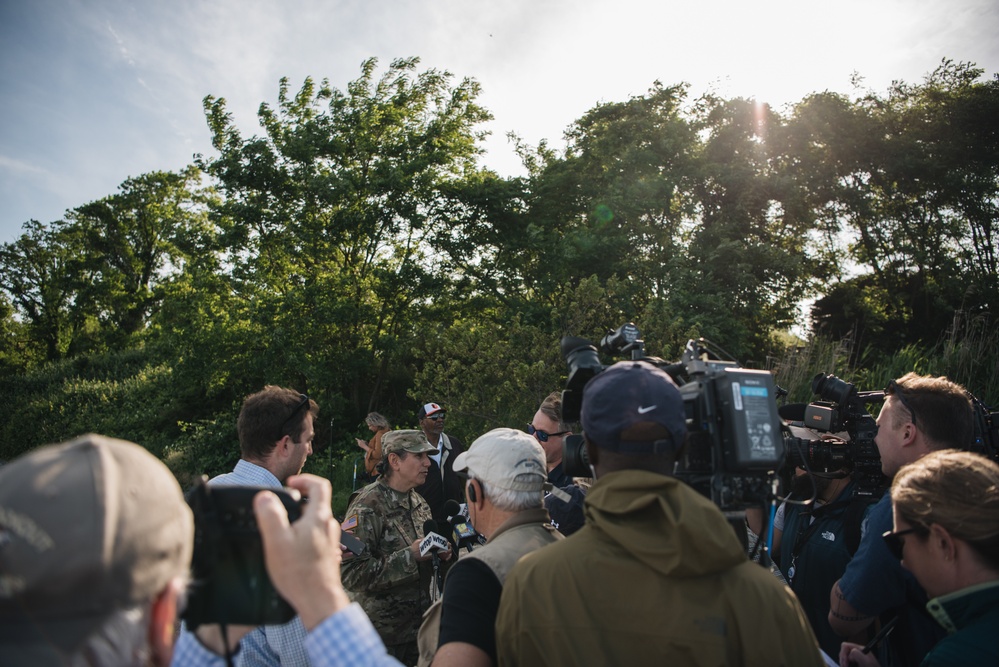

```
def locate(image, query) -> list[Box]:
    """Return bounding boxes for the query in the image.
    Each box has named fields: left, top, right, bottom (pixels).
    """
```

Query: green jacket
left=923, top=580, right=999, bottom=666
left=496, top=470, right=823, bottom=667
left=341, top=478, right=433, bottom=647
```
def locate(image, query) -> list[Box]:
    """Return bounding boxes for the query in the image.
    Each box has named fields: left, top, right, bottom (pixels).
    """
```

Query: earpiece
left=467, top=480, right=478, bottom=503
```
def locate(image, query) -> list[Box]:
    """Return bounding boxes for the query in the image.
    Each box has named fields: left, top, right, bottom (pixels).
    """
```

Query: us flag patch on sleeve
left=341, top=513, right=358, bottom=532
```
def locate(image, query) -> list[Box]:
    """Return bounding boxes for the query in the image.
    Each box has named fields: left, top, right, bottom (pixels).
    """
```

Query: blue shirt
left=838, top=494, right=945, bottom=665
left=177, top=459, right=310, bottom=666
left=172, top=603, right=403, bottom=667
left=210, top=458, right=283, bottom=488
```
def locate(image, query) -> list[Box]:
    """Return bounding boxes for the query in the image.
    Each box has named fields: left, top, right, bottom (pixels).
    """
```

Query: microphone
left=420, top=519, right=450, bottom=556
left=444, top=499, right=482, bottom=551
left=443, top=499, right=465, bottom=521
left=421, top=519, right=445, bottom=596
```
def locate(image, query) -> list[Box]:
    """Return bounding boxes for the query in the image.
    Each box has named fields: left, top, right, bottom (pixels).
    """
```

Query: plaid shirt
left=172, top=603, right=402, bottom=667
left=174, top=459, right=308, bottom=665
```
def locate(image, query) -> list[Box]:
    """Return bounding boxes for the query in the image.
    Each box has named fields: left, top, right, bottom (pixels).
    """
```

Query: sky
left=2, top=0, right=998, bottom=247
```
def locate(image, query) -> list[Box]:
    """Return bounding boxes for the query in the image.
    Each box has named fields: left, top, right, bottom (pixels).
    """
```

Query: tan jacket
left=495, top=470, right=824, bottom=667
left=416, top=508, right=562, bottom=666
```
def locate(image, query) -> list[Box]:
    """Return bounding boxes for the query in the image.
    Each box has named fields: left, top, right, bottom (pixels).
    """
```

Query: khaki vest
left=416, top=508, right=562, bottom=667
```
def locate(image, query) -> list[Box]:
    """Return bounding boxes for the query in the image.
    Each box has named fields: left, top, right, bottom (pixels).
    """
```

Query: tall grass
left=771, top=311, right=999, bottom=408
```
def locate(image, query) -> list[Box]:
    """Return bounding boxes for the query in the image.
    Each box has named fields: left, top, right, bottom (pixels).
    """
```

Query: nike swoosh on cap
left=637, top=405, right=657, bottom=414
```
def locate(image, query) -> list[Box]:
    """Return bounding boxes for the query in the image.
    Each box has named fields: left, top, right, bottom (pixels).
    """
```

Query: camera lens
left=562, top=434, right=591, bottom=477
left=812, top=373, right=854, bottom=407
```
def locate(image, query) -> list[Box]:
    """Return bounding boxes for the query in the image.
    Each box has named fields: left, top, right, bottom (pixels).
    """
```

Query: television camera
left=561, top=323, right=999, bottom=512
left=562, top=323, right=793, bottom=511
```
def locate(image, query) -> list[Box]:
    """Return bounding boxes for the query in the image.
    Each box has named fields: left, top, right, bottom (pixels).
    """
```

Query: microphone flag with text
left=422, top=519, right=446, bottom=598
left=444, top=499, right=483, bottom=552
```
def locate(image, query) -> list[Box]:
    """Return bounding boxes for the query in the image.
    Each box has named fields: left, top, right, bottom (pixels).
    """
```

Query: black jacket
left=415, top=432, right=466, bottom=526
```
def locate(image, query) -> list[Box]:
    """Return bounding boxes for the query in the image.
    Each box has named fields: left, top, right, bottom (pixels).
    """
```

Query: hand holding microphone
left=413, top=519, right=453, bottom=562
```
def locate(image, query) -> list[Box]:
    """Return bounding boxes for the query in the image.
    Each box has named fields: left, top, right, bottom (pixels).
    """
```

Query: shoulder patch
left=342, top=513, right=359, bottom=532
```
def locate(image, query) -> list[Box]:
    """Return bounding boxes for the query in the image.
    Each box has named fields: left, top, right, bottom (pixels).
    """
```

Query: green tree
left=686, top=95, right=819, bottom=360
left=0, top=220, right=90, bottom=360
left=792, top=61, right=999, bottom=353
left=69, top=166, right=215, bottom=347
left=187, top=57, right=493, bottom=438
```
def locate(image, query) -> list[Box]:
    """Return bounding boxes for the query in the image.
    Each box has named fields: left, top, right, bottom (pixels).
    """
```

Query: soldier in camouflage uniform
left=341, top=429, right=453, bottom=664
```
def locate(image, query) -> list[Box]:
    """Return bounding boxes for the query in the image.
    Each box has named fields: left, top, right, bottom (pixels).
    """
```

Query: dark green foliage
left=1, top=58, right=996, bottom=481
left=0, top=346, right=177, bottom=462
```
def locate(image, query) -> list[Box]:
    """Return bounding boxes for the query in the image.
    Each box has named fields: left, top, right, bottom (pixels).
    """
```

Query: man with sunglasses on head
left=828, top=372, right=974, bottom=666
left=530, top=392, right=573, bottom=487
left=200, top=385, right=319, bottom=666
left=415, top=402, right=466, bottom=527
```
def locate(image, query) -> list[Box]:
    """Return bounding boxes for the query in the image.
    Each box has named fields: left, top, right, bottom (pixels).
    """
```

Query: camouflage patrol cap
left=382, top=429, right=439, bottom=457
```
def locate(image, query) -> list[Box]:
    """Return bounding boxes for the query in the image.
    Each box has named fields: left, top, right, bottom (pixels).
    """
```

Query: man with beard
left=770, top=463, right=869, bottom=659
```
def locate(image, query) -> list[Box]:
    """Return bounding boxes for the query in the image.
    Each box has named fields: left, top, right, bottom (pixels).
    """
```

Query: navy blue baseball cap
left=581, top=360, right=687, bottom=454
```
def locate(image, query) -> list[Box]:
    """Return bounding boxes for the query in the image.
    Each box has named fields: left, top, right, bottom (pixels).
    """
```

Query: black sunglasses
left=885, top=380, right=918, bottom=426
left=425, top=413, right=446, bottom=421
left=278, top=394, right=310, bottom=436
left=527, top=424, right=569, bottom=443
left=882, top=527, right=924, bottom=560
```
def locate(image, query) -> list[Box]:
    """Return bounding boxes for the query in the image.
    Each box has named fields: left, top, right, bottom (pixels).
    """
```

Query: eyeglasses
left=425, top=413, right=446, bottom=421
left=885, top=380, right=918, bottom=426
left=278, top=394, right=310, bottom=437
left=527, top=424, right=569, bottom=442
left=882, top=527, right=924, bottom=560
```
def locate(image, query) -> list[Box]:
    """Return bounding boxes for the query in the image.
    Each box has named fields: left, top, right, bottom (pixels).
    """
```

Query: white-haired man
left=417, top=428, right=563, bottom=667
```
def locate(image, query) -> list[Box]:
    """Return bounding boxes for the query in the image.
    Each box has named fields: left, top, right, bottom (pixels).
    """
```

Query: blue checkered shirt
left=171, top=603, right=402, bottom=667
left=174, top=459, right=309, bottom=666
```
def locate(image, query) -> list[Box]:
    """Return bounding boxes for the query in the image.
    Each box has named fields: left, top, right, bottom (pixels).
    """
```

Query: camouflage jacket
left=341, top=478, right=434, bottom=646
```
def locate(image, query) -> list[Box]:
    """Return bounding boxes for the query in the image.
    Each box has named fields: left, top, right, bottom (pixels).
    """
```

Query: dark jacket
left=923, top=580, right=999, bottom=666
left=415, top=433, right=465, bottom=526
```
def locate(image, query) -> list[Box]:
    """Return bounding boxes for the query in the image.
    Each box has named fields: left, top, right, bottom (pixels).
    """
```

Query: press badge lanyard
left=785, top=498, right=850, bottom=585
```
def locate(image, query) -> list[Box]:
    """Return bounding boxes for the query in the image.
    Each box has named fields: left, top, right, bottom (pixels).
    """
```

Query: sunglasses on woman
left=526, top=424, right=569, bottom=442
left=882, top=526, right=925, bottom=560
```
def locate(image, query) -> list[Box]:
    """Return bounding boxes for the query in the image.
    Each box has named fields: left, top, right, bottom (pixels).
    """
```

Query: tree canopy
left=1, top=57, right=995, bottom=479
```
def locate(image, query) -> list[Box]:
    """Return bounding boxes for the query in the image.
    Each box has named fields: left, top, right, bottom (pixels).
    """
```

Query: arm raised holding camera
left=254, top=474, right=350, bottom=629
left=257, top=474, right=402, bottom=666
left=179, top=475, right=402, bottom=667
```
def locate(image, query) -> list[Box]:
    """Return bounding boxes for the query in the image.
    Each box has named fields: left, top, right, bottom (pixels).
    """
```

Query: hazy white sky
left=2, top=0, right=997, bottom=245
